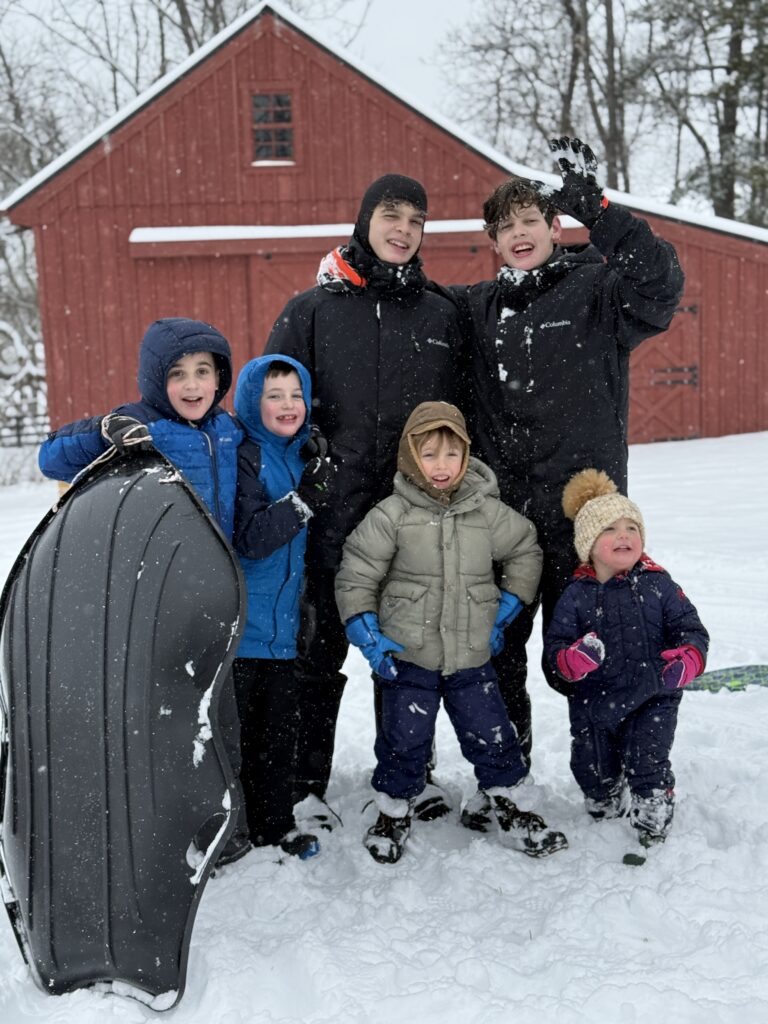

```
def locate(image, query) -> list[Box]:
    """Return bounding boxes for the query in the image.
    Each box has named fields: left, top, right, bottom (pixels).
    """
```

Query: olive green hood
left=397, top=401, right=471, bottom=506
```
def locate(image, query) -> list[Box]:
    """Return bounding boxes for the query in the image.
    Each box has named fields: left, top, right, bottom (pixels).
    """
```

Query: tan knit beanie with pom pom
left=562, top=469, right=645, bottom=563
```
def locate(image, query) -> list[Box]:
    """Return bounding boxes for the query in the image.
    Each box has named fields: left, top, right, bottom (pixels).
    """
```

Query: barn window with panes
left=251, top=93, right=294, bottom=165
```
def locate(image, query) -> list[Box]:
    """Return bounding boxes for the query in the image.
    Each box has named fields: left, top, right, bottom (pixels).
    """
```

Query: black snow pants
left=233, top=656, right=301, bottom=846
left=293, top=567, right=349, bottom=801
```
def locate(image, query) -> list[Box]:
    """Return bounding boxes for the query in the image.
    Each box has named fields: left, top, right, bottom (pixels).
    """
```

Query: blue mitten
left=344, top=612, right=405, bottom=680
left=490, top=592, right=523, bottom=657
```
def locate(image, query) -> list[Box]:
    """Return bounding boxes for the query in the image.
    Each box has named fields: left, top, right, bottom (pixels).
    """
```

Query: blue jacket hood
left=138, top=318, right=233, bottom=422
left=234, top=354, right=312, bottom=449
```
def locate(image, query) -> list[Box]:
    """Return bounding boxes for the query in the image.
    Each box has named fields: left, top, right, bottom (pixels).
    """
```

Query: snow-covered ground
left=1, top=432, right=767, bottom=1024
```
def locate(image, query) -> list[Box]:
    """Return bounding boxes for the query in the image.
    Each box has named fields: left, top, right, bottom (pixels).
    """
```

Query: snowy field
left=1, top=431, right=767, bottom=1024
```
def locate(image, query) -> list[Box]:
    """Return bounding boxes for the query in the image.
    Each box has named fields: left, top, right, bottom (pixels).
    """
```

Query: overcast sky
left=331, top=0, right=467, bottom=114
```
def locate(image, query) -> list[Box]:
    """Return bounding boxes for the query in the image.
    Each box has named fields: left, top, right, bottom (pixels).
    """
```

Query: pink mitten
left=557, top=632, right=605, bottom=681
left=661, top=645, right=704, bottom=690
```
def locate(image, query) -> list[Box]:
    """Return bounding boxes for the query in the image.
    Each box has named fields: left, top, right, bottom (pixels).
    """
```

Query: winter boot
left=214, top=828, right=252, bottom=868
left=629, top=788, right=674, bottom=848
left=279, top=829, right=321, bottom=860
left=487, top=791, right=568, bottom=858
left=585, top=781, right=631, bottom=821
left=412, top=773, right=452, bottom=822
left=364, top=811, right=412, bottom=864
left=460, top=788, right=493, bottom=833
left=294, top=793, right=343, bottom=833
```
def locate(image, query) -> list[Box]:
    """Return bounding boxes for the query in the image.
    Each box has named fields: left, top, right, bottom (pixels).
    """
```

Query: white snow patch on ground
left=0, top=433, right=767, bottom=1023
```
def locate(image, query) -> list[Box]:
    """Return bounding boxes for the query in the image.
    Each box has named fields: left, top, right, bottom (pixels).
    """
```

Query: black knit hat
left=353, top=173, right=428, bottom=253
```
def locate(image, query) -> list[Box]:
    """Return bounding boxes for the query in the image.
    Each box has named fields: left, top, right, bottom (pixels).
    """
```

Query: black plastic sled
left=0, top=443, right=245, bottom=1010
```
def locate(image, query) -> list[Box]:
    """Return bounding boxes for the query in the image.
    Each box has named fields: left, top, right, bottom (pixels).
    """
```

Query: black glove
left=300, top=424, right=329, bottom=461
left=536, top=135, right=607, bottom=228
left=100, top=413, right=152, bottom=453
left=295, top=454, right=334, bottom=510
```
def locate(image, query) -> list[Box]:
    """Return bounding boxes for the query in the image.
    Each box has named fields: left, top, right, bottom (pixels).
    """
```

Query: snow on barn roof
left=3, top=0, right=767, bottom=246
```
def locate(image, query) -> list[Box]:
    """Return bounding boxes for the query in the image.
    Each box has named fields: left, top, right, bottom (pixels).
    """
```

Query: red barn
left=2, top=0, right=767, bottom=444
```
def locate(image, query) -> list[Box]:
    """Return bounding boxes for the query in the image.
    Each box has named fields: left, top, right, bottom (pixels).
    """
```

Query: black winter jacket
left=265, top=279, right=462, bottom=567
left=543, top=557, right=709, bottom=720
left=452, top=205, right=684, bottom=547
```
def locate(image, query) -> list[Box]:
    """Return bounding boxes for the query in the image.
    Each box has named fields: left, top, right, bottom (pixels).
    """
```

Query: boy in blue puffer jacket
left=232, top=354, right=334, bottom=860
left=544, top=469, right=709, bottom=854
left=39, top=317, right=241, bottom=532
left=38, top=316, right=251, bottom=866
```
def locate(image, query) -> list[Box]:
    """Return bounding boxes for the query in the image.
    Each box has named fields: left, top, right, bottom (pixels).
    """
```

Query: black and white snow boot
left=364, top=811, right=412, bottom=864
left=629, top=788, right=674, bottom=846
left=460, top=788, right=493, bottom=833
left=214, top=829, right=252, bottom=868
left=279, top=829, right=320, bottom=860
left=294, top=793, right=343, bottom=833
left=412, top=775, right=452, bottom=822
left=585, top=781, right=631, bottom=821
left=488, top=792, right=568, bottom=857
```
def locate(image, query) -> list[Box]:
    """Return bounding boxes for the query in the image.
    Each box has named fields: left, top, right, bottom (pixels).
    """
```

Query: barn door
left=247, top=253, right=318, bottom=357
left=628, top=300, right=701, bottom=443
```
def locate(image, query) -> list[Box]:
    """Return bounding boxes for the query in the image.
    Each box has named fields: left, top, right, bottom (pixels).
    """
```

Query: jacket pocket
left=380, top=580, right=429, bottom=650
left=466, top=582, right=500, bottom=651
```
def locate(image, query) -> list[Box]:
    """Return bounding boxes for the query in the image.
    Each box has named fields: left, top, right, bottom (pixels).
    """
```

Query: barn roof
left=2, top=0, right=767, bottom=246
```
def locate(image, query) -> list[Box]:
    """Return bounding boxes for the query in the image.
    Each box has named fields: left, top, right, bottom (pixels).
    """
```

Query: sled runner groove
left=0, top=447, right=245, bottom=1008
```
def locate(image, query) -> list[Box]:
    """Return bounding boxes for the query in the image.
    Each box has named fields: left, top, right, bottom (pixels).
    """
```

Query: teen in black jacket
left=265, top=174, right=463, bottom=816
left=439, top=137, right=684, bottom=806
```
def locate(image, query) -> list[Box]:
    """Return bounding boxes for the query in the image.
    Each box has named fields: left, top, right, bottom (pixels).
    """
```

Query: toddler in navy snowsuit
left=544, top=469, right=709, bottom=850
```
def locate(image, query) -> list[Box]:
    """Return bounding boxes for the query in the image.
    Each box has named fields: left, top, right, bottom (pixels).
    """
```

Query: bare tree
left=0, top=10, right=74, bottom=446
left=438, top=0, right=588, bottom=169
left=628, top=0, right=768, bottom=222
left=436, top=0, right=650, bottom=191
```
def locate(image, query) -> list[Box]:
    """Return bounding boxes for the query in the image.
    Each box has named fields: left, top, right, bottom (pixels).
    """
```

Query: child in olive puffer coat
left=335, top=401, right=568, bottom=864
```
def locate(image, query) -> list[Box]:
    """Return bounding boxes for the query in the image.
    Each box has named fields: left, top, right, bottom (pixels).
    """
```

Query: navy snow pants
left=568, top=691, right=681, bottom=800
left=372, top=660, right=529, bottom=801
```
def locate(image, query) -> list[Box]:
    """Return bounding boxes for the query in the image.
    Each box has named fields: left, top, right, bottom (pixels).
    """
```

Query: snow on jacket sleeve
left=589, top=203, right=685, bottom=350
left=659, top=573, right=710, bottom=666
left=334, top=502, right=398, bottom=623
left=486, top=499, right=543, bottom=606
left=38, top=415, right=109, bottom=482
left=233, top=440, right=311, bottom=560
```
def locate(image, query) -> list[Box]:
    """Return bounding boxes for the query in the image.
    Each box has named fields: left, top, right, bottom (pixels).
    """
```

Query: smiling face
left=416, top=430, right=466, bottom=491
left=492, top=203, right=561, bottom=271
left=590, top=516, right=643, bottom=582
left=367, top=200, right=425, bottom=264
left=166, top=351, right=219, bottom=421
left=259, top=369, right=306, bottom=438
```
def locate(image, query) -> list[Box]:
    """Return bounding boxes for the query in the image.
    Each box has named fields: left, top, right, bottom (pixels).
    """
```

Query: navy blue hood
left=137, top=318, right=233, bottom=422
left=234, top=354, right=312, bottom=449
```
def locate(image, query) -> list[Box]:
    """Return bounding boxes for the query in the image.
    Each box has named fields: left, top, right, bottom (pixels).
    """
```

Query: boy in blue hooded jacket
left=232, top=354, right=333, bottom=860
left=38, top=317, right=251, bottom=865
left=39, top=318, right=241, bottom=534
